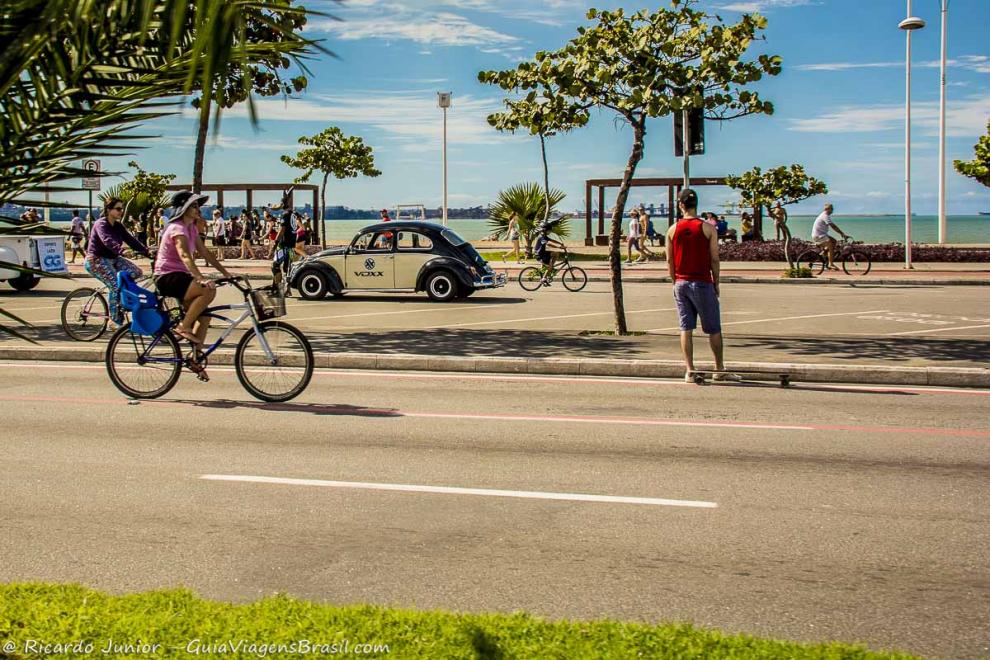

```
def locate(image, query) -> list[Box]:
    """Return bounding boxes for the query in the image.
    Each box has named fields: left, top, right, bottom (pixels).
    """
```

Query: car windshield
left=441, top=229, right=467, bottom=246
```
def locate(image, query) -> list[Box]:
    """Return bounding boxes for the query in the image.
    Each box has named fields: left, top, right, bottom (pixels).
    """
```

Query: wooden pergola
left=584, top=176, right=727, bottom=246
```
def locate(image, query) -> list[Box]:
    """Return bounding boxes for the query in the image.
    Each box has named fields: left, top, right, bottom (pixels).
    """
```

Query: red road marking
left=0, top=393, right=986, bottom=438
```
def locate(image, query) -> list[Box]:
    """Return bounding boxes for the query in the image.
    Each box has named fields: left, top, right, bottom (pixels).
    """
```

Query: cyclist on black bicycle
left=533, top=221, right=565, bottom=283
left=155, top=192, right=234, bottom=372
left=811, top=203, right=850, bottom=271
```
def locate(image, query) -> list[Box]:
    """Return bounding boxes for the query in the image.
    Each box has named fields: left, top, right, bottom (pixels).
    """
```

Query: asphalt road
left=0, top=361, right=987, bottom=657
left=2, top=278, right=989, bottom=368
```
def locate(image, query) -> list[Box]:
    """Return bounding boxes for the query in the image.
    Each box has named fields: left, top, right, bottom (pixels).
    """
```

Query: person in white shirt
left=68, top=210, right=86, bottom=263
left=811, top=203, right=849, bottom=270
left=626, top=209, right=644, bottom=264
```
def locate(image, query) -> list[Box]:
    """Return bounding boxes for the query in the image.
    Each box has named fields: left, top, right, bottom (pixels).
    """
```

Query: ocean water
left=319, top=215, right=990, bottom=246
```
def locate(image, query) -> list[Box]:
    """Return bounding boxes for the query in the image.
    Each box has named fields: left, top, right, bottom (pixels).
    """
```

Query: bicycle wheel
left=60, top=288, right=108, bottom=341
left=105, top=324, right=182, bottom=399
left=518, top=267, right=544, bottom=291
left=842, top=250, right=872, bottom=276
left=796, top=250, right=825, bottom=276
left=234, top=320, right=314, bottom=402
left=561, top=266, right=588, bottom=292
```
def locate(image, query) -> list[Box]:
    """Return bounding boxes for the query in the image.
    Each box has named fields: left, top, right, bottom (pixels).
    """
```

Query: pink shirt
left=155, top=220, right=198, bottom=276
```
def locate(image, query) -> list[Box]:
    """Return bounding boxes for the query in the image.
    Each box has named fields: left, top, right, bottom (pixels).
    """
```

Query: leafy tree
left=726, top=164, right=827, bottom=267
left=190, top=0, right=313, bottom=192
left=487, top=183, right=568, bottom=258
left=280, top=128, right=381, bottom=246
left=99, top=161, right=176, bottom=220
left=480, top=93, right=588, bottom=225
left=474, top=0, right=781, bottom=334
left=954, top=119, right=990, bottom=188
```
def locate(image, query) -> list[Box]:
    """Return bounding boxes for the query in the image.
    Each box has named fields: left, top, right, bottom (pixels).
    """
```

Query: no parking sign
left=82, top=159, right=101, bottom=191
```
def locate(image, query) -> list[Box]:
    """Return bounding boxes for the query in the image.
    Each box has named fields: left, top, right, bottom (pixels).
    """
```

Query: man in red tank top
left=665, top=188, right=728, bottom=382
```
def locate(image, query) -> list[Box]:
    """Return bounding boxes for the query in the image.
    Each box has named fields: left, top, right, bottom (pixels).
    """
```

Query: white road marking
left=424, top=307, right=674, bottom=329
left=887, top=323, right=990, bottom=337
left=200, top=474, right=719, bottom=509
left=644, top=309, right=888, bottom=333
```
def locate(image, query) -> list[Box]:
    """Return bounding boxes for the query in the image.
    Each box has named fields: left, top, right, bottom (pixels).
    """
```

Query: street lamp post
left=438, top=91, right=452, bottom=227
left=937, top=0, right=948, bottom=244
left=899, top=4, right=925, bottom=270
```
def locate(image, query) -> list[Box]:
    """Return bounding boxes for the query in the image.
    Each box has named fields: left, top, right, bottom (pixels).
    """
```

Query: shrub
left=720, top=240, right=990, bottom=263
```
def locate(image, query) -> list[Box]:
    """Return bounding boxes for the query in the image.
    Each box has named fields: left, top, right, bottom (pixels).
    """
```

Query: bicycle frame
left=133, top=292, right=278, bottom=366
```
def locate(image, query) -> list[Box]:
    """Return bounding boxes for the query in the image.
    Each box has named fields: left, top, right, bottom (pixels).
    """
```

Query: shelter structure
left=165, top=182, right=322, bottom=243
left=583, top=177, right=727, bottom=246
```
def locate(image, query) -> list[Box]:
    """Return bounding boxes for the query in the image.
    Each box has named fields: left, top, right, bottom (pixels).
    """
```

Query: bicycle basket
left=251, top=287, right=286, bottom=320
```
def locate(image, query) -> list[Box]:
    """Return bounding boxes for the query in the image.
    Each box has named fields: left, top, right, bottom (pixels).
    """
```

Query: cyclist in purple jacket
left=83, top=197, right=151, bottom=325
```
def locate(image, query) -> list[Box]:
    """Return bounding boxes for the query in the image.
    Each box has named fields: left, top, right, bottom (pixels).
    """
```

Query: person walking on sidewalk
left=665, top=188, right=731, bottom=383
left=626, top=209, right=644, bottom=264
left=239, top=212, right=254, bottom=259
left=68, top=210, right=85, bottom=263
left=502, top=212, right=522, bottom=263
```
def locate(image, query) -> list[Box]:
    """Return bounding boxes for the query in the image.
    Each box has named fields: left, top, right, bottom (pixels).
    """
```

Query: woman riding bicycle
left=84, top=197, right=152, bottom=325
left=155, top=191, right=234, bottom=359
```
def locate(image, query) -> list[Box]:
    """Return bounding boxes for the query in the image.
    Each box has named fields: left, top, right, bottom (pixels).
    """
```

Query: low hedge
left=718, top=240, right=990, bottom=262
left=0, top=583, right=913, bottom=659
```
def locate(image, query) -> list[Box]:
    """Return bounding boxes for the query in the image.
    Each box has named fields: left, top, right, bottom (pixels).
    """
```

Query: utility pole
left=937, top=0, right=948, bottom=244
left=681, top=109, right=690, bottom=190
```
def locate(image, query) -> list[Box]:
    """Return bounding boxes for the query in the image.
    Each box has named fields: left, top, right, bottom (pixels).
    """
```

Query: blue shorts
left=673, top=280, right=721, bottom=334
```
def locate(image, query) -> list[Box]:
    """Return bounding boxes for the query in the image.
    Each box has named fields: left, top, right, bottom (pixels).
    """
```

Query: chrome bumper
left=475, top=272, right=507, bottom=289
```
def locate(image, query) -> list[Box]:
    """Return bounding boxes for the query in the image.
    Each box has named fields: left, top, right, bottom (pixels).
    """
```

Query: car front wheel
left=425, top=271, right=458, bottom=302
left=297, top=270, right=328, bottom=300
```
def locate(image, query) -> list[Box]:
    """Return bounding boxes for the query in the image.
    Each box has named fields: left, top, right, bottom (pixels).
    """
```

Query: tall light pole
left=937, top=0, right=949, bottom=244
left=438, top=91, right=451, bottom=227
left=899, top=5, right=925, bottom=269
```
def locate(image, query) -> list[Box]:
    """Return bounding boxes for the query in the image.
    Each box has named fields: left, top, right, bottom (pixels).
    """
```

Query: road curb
left=1, top=346, right=986, bottom=388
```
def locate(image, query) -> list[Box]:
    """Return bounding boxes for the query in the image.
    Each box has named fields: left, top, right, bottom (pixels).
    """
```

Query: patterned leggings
left=84, top=256, right=143, bottom=323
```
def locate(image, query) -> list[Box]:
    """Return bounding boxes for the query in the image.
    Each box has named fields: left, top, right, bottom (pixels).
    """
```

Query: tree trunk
left=540, top=133, right=551, bottom=224
left=609, top=118, right=646, bottom=336
left=192, top=95, right=212, bottom=193
left=321, top=172, right=329, bottom=249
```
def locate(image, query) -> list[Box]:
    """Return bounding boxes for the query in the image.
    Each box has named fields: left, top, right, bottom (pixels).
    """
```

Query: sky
left=73, top=0, right=990, bottom=216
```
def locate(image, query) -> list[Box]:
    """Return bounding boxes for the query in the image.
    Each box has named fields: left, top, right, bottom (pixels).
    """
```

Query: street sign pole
left=681, top=109, right=690, bottom=190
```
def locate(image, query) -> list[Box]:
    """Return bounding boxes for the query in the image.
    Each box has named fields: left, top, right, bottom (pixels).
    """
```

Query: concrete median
left=1, top=345, right=986, bottom=388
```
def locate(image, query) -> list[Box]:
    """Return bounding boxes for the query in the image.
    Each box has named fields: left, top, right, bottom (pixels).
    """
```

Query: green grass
left=0, top=583, right=914, bottom=659
left=781, top=267, right=815, bottom=278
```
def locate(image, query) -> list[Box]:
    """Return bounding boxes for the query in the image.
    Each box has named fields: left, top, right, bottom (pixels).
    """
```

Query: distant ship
left=979, top=211, right=990, bottom=216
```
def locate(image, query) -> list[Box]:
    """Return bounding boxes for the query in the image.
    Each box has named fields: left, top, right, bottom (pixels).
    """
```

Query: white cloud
left=788, top=94, right=990, bottom=138
left=795, top=55, right=990, bottom=74
left=195, top=92, right=508, bottom=148
left=716, top=0, right=814, bottom=11
left=158, top=135, right=298, bottom=152
left=310, top=12, right=517, bottom=46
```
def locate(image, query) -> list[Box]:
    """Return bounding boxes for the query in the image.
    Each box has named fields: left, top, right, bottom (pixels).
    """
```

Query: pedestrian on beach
left=294, top=215, right=309, bottom=259
left=211, top=209, right=226, bottom=262
left=502, top=212, right=522, bottom=263
left=666, top=188, right=733, bottom=383
left=741, top=212, right=756, bottom=242
left=239, top=212, right=254, bottom=259
left=638, top=210, right=657, bottom=260
left=770, top=201, right=788, bottom=241
left=68, top=210, right=85, bottom=263
left=627, top=209, right=644, bottom=264
left=136, top=212, right=149, bottom=248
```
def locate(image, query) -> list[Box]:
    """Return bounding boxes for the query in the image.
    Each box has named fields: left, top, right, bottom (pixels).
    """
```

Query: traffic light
left=673, top=108, right=705, bottom=156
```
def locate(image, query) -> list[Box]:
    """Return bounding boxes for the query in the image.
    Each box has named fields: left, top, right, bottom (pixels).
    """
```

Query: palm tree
left=488, top=183, right=568, bottom=258
left=0, top=0, right=324, bottom=338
